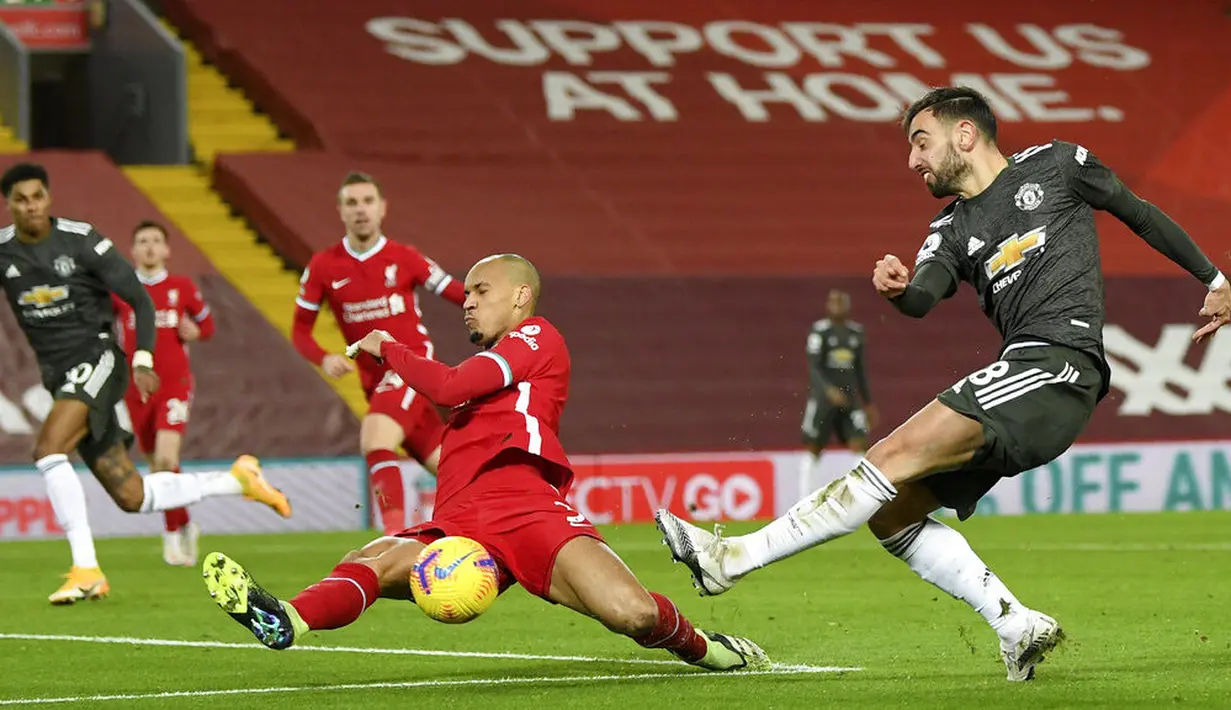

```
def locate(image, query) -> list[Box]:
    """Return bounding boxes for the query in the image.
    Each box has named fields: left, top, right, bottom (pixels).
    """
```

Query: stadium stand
left=0, top=111, right=24, bottom=153
left=161, top=0, right=1231, bottom=452
left=0, top=153, right=359, bottom=462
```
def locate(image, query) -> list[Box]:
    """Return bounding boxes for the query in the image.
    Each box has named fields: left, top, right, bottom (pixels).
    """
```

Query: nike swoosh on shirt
left=331, top=279, right=351, bottom=289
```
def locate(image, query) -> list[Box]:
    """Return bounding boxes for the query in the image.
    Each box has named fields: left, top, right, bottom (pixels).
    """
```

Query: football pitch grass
left=1, top=512, right=1229, bottom=709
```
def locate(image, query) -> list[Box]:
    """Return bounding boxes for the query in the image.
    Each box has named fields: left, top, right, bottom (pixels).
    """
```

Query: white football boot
left=654, top=510, right=737, bottom=596
left=1001, top=610, right=1065, bottom=681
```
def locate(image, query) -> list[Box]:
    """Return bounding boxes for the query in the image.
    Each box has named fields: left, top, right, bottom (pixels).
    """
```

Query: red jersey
left=112, top=270, right=214, bottom=386
left=378, top=316, right=572, bottom=508
left=293, top=236, right=465, bottom=394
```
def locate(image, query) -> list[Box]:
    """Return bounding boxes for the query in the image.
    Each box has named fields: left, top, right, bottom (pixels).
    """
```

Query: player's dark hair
left=133, top=219, right=169, bottom=241
left=902, top=87, right=998, bottom=143
left=1, top=162, right=49, bottom=198
left=340, top=171, right=383, bottom=198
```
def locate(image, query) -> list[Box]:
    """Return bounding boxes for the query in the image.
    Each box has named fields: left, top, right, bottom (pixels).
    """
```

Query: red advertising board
left=567, top=457, right=775, bottom=523
left=0, top=3, right=90, bottom=51
left=0, top=495, right=63, bottom=537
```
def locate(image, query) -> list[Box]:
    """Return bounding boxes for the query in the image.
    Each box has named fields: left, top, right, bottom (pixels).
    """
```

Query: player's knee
left=113, top=487, right=145, bottom=513
left=867, top=506, right=917, bottom=540
left=31, top=437, right=66, bottom=462
left=598, top=587, right=658, bottom=637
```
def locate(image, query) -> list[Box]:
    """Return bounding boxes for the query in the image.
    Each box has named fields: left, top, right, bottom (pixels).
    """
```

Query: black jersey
left=805, top=318, right=871, bottom=404
left=0, top=217, right=154, bottom=387
left=913, top=140, right=1118, bottom=393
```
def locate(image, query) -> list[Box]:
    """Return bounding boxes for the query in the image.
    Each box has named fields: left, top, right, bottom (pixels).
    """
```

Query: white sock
left=797, top=453, right=818, bottom=497
left=726, top=458, right=896, bottom=578
left=139, top=471, right=243, bottom=513
left=880, top=516, right=1027, bottom=642
left=37, top=454, right=99, bottom=569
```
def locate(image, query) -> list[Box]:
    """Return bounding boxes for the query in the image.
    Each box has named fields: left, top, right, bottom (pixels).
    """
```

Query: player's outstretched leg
left=203, top=536, right=423, bottom=649
left=86, top=445, right=292, bottom=519
left=548, top=536, right=769, bottom=671
left=656, top=399, right=983, bottom=596
left=870, top=484, right=1065, bottom=681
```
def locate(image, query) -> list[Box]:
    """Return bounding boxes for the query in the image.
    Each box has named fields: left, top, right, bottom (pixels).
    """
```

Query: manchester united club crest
left=384, top=264, right=398, bottom=287
left=53, top=255, right=75, bottom=277
left=1014, top=183, right=1044, bottom=212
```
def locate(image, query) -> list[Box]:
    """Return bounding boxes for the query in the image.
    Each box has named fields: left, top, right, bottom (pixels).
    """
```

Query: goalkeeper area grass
left=1, top=511, right=1228, bottom=709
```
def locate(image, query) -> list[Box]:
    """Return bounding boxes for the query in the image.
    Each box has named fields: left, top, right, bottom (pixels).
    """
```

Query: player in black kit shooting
left=655, top=88, right=1230, bottom=681
left=0, top=163, right=290, bottom=604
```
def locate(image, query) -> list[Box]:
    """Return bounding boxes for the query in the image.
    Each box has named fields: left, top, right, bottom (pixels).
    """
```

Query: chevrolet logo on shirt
left=18, top=284, right=69, bottom=307
left=985, top=226, right=1046, bottom=279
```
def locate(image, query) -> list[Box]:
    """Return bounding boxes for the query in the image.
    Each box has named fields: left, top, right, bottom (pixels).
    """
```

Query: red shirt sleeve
left=378, top=320, right=552, bottom=406
left=296, top=259, right=326, bottom=311
left=379, top=341, right=507, bottom=407
left=292, top=260, right=328, bottom=365
left=409, top=249, right=465, bottom=306
left=184, top=278, right=215, bottom=340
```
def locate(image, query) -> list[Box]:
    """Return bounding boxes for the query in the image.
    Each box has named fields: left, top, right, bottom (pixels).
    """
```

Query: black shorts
left=800, top=398, right=869, bottom=446
left=922, top=343, right=1102, bottom=520
left=48, top=343, right=134, bottom=462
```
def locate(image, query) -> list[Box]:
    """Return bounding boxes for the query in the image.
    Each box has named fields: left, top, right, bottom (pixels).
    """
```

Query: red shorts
left=126, top=382, right=192, bottom=454
left=368, top=371, right=445, bottom=463
left=396, top=458, right=603, bottom=599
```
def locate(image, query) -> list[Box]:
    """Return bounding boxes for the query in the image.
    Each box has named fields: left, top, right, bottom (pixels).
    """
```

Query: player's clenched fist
left=321, top=353, right=356, bottom=378
left=351, top=329, right=396, bottom=360
left=873, top=254, right=910, bottom=299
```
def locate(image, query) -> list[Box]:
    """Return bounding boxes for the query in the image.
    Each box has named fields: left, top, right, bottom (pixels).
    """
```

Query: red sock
left=635, top=592, right=708, bottom=662
left=366, top=450, right=405, bottom=533
left=161, top=466, right=190, bottom=532
left=288, top=562, right=381, bottom=630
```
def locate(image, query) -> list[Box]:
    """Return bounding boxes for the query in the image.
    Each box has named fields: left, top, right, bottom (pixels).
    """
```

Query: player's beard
left=16, top=213, right=50, bottom=238
left=926, top=144, right=971, bottom=198
left=468, top=328, right=484, bottom=345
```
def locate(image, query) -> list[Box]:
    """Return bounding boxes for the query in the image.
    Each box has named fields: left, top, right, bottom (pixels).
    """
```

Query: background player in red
left=204, top=254, right=768, bottom=672
left=112, top=220, right=216, bottom=566
left=292, top=172, right=465, bottom=535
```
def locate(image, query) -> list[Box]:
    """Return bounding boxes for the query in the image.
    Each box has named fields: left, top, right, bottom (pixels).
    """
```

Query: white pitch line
left=0, top=666, right=855, bottom=706
left=0, top=633, right=860, bottom=674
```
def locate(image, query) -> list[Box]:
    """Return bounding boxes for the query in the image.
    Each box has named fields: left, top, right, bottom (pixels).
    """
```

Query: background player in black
left=0, top=163, right=292, bottom=604
left=799, top=289, right=877, bottom=496
left=656, top=88, right=1230, bottom=682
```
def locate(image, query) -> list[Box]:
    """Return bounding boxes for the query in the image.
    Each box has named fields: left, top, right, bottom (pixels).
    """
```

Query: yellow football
left=409, top=536, right=500, bottom=624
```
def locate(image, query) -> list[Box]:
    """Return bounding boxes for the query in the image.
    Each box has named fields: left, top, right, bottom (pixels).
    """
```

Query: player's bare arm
left=1064, top=143, right=1230, bottom=342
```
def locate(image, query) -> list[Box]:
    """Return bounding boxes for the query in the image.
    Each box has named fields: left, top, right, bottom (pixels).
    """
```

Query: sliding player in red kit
left=204, top=254, right=769, bottom=672
left=113, top=220, right=215, bottom=566
left=292, top=172, right=464, bottom=534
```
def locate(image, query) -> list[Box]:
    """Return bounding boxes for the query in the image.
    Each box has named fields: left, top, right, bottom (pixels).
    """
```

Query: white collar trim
left=344, top=235, right=387, bottom=262
left=138, top=269, right=168, bottom=285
